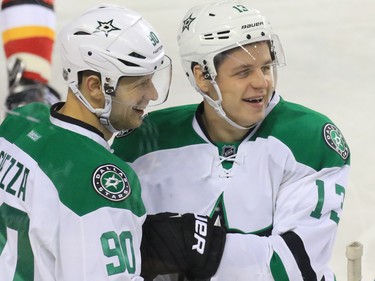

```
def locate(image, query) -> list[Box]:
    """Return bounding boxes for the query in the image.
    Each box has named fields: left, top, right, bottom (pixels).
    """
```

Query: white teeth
left=246, top=97, right=263, bottom=103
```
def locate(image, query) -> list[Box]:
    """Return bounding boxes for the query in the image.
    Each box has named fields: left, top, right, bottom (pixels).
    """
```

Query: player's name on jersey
left=0, top=151, right=29, bottom=202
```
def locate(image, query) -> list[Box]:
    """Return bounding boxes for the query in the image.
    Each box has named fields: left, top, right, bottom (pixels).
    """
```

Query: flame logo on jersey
left=92, top=164, right=131, bottom=201
left=323, top=123, right=349, bottom=160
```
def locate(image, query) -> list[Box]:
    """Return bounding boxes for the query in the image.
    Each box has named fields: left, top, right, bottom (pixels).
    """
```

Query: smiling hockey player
left=112, top=1, right=351, bottom=280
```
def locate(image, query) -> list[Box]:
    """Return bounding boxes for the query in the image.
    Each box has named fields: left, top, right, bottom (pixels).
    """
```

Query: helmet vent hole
left=209, top=13, right=216, bottom=16
left=204, top=33, right=214, bottom=40
left=118, top=58, right=140, bottom=67
left=204, top=30, right=230, bottom=40
left=217, top=30, right=230, bottom=39
left=129, top=52, right=146, bottom=59
left=73, top=31, right=91, bottom=35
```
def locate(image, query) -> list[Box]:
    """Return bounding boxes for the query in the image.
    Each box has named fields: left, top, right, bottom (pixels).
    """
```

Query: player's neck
left=58, top=93, right=113, bottom=141
left=202, top=108, right=248, bottom=143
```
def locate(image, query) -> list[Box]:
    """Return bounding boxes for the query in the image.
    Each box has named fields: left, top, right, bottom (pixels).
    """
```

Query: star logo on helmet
left=182, top=14, right=196, bottom=32
left=94, top=19, right=121, bottom=37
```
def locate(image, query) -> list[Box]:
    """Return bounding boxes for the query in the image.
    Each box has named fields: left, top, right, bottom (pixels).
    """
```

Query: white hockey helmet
left=57, top=3, right=171, bottom=132
left=178, top=0, right=285, bottom=87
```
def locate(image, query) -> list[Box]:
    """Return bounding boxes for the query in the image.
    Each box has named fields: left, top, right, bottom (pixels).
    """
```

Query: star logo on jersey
left=92, top=164, right=131, bottom=201
left=323, top=123, right=349, bottom=160
left=94, top=19, right=121, bottom=37
left=115, top=128, right=135, bottom=138
left=182, top=14, right=196, bottom=32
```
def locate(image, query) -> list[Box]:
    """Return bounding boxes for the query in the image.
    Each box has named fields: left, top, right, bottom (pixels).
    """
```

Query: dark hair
left=213, top=49, right=231, bottom=70
left=189, top=49, right=230, bottom=75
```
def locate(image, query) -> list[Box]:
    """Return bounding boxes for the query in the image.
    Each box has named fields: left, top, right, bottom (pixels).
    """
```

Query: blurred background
left=1, top=0, right=374, bottom=279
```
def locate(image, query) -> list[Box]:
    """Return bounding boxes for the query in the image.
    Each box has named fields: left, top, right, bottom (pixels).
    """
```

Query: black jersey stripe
left=226, top=225, right=272, bottom=237
left=281, top=231, right=317, bottom=281
left=1, top=0, right=53, bottom=11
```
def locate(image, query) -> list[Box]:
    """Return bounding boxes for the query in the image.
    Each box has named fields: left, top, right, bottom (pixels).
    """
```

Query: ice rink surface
left=0, top=0, right=374, bottom=280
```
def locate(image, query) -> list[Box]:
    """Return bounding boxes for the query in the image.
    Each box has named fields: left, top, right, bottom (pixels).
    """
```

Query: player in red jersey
left=1, top=0, right=60, bottom=111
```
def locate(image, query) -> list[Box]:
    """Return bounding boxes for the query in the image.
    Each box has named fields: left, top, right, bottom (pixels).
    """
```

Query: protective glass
left=148, top=55, right=172, bottom=107
left=210, top=34, right=286, bottom=79
left=113, top=55, right=172, bottom=108
left=211, top=36, right=285, bottom=91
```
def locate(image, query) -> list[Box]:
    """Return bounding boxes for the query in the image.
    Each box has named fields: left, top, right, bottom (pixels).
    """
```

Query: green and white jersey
left=112, top=93, right=350, bottom=281
left=0, top=103, right=146, bottom=281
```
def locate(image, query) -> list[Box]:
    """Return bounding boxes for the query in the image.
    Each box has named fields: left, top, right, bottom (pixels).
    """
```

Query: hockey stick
left=346, top=241, right=363, bottom=281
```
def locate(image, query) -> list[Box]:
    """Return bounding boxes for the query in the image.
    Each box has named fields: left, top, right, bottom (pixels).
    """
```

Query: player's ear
left=193, top=64, right=210, bottom=93
left=86, top=74, right=101, bottom=94
left=85, top=74, right=104, bottom=107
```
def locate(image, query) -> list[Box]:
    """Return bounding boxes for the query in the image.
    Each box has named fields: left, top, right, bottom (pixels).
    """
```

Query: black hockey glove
left=141, top=212, right=226, bottom=280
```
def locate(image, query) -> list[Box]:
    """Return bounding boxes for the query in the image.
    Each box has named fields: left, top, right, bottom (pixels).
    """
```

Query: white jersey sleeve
left=211, top=164, right=348, bottom=281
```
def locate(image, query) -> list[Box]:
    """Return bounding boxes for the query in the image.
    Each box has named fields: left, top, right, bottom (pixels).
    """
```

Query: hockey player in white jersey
left=0, top=3, right=226, bottom=281
left=112, top=0, right=351, bottom=280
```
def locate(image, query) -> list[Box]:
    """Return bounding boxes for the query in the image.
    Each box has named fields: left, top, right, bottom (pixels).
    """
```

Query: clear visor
left=148, top=55, right=172, bottom=107
left=212, top=35, right=285, bottom=79
left=113, top=55, right=172, bottom=108
left=210, top=38, right=285, bottom=94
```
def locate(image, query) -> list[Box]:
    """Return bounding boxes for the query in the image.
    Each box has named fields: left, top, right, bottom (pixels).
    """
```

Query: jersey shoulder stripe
left=112, top=103, right=206, bottom=162
left=253, top=97, right=350, bottom=170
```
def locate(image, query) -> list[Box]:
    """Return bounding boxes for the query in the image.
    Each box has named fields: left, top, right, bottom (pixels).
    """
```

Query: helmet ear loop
left=202, top=64, right=213, bottom=81
left=192, top=62, right=223, bottom=110
left=199, top=62, right=223, bottom=109
left=191, top=63, right=211, bottom=96
left=96, top=76, right=119, bottom=133
left=103, top=76, right=117, bottom=97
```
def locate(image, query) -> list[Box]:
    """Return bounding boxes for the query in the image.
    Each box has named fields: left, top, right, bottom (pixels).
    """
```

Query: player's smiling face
left=109, top=75, right=158, bottom=130
left=213, top=41, right=275, bottom=127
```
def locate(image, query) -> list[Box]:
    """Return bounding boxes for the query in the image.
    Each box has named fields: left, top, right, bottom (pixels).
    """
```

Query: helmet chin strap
left=195, top=80, right=257, bottom=130
left=68, top=82, right=118, bottom=133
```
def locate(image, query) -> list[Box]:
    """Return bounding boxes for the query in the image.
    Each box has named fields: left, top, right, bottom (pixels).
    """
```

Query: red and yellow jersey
left=1, top=0, right=55, bottom=83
